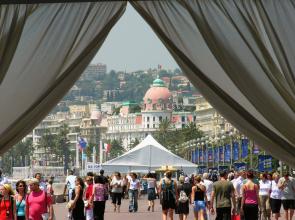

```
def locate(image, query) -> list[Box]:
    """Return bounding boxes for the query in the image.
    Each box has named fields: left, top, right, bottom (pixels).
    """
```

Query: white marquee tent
left=102, top=135, right=197, bottom=174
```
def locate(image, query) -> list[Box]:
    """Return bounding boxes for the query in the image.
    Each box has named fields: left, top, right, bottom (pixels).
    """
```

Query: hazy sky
left=92, top=3, right=178, bottom=72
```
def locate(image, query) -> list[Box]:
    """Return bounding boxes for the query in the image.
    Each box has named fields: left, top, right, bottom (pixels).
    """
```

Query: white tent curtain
left=131, top=0, right=295, bottom=166
left=0, top=4, right=35, bottom=83
left=0, top=1, right=127, bottom=153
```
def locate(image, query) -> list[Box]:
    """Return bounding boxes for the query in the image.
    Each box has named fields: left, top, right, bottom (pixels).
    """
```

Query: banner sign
left=195, top=148, right=199, bottom=164
left=253, top=143, right=260, bottom=154
left=203, top=146, right=207, bottom=163
left=241, top=139, right=249, bottom=158
left=208, top=148, right=213, bottom=163
left=258, top=155, right=272, bottom=172
left=86, top=163, right=101, bottom=172
left=199, top=148, right=203, bottom=163
left=191, top=151, right=195, bottom=163
left=214, top=147, right=219, bottom=163
left=233, top=141, right=239, bottom=161
left=224, top=144, right=231, bottom=162
left=219, top=146, right=224, bottom=162
left=234, top=162, right=247, bottom=171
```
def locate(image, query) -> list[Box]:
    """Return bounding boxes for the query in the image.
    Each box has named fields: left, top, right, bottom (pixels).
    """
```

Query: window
left=181, top=116, right=185, bottom=122
left=159, top=116, right=162, bottom=122
left=153, top=124, right=155, bottom=128
left=153, top=116, right=155, bottom=121
left=147, top=117, right=150, bottom=122
left=153, top=104, right=156, bottom=110
left=147, top=124, right=150, bottom=128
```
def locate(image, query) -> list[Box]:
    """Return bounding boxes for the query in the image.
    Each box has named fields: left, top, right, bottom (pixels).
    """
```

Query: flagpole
left=76, top=134, right=79, bottom=169
left=81, top=149, right=83, bottom=176
left=99, top=140, right=103, bottom=165
left=93, top=146, right=96, bottom=174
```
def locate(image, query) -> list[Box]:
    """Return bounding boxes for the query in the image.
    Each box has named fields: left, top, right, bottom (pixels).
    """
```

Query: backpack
left=178, top=190, right=188, bottom=203
left=160, top=179, right=176, bottom=204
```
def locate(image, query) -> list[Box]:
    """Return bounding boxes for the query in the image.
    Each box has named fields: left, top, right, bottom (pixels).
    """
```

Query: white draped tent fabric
left=131, top=0, right=295, bottom=166
left=0, top=1, right=127, bottom=153
left=102, top=135, right=197, bottom=174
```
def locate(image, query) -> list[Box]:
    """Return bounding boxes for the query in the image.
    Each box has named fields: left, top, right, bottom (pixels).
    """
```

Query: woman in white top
left=259, top=173, right=272, bottom=220
left=270, top=173, right=282, bottom=220
left=127, top=173, right=140, bottom=212
left=143, top=173, right=157, bottom=212
left=110, top=172, right=123, bottom=213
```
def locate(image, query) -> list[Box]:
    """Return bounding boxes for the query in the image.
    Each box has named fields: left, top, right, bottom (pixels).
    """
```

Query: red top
left=85, top=183, right=93, bottom=210
left=0, top=199, right=13, bottom=220
left=244, top=185, right=258, bottom=205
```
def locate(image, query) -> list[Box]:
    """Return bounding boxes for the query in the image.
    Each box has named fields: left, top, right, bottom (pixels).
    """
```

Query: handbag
left=41, top=213, right=49, bottom=220
left=231, top=214, right=241, bottom=220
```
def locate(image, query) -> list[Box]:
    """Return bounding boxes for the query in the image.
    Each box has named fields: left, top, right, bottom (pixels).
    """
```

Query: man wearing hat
left=26, top=178, right=54, bottom=220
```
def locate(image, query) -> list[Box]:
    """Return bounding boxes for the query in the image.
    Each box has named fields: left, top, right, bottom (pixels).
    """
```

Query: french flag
left=78, top=137, right=87, bottom=151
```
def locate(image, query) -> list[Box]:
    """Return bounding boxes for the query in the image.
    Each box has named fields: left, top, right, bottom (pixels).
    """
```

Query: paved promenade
left=53, top=196, right=293, bottom=220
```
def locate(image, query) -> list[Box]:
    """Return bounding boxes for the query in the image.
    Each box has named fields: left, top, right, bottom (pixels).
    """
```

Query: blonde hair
left=194, top=175, right=202, bottom=183
left=179, top=176, right=185, bottom=184
left=3, top=184, right=14, bottom=195
left=272, top=172, right=280, bottom=179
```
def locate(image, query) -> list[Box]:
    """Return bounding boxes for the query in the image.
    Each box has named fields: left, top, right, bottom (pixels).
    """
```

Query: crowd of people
left=0, top=167, right=294, bottom=220
left=0, top=169, right=54, bottom=220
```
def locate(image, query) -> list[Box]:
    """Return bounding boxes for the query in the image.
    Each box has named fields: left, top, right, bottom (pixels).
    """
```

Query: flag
left=203, top=146, right=207, bottom=163
left=233, top=141, right=239, bottom=161
left=195, top=148, right=199, bottom=164
left=224, top=144, right=231, bottom=162
left=214, top=147, right=219, bottom=163
left=191, top=151, right=195, bottom=163
left=258, top=155, right=272, bottom=172
left=199, top=148, right=203, bottom=163
left=208, top=147, right=213, bottom=163
left=219, top=146, right=224, bottom=162
left=241, top=139, right=248, bottom=158
left=253, top=143, right=260, bottom=154
left=104, top=143, right=111, bottom=153
left=78, top=137, right=87, bottom=150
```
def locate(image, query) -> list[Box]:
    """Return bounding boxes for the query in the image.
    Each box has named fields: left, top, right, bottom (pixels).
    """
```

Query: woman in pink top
left=241, top=171, right=260, bottom=220
left=91, top=175, right=108, bottom=220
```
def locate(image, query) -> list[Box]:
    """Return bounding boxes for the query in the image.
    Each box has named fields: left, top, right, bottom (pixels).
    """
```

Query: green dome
left=152, top=78, right=165, bottom=87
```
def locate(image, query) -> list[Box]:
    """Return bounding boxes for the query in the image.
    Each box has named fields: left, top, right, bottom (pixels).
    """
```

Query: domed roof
left=143, top=78, right=171, bottom=105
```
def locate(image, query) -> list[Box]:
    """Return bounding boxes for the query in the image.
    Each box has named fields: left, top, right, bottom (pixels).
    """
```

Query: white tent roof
left=102, top=135, right=197, bottom=174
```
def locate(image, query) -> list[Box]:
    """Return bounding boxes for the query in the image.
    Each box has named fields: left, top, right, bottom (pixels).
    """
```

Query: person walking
left=0, top=184, right=15, bottom=220
left=26, top=178, right=54, bottom=220
left=127, top=173, right=140, bottom=213
left=192, top=175, right=206, bottom=220
left=240, top=170, right=260, bottom=220
left=259, top=173, right=271, bottom=220
left=159, top=171, right=178, bottom=220
left=70, top=177, right=85, bottom=220
left=210, top=170, right=236, bottom=220
left=64, top=170, right=76, bottom=202
left=34, top=173, right=47, bottom=192
left=202, top=173, right=213, bottom=218
left=143, top=173, right=157, bottom=212
left=14, top=180, right=27, bottom=220
left=270, top=173, right=282, bottom=220
left=85, top=176, right=94, bottom=220
left=91, top=175, right=108, bottom=220
left=176, top=176, right=191, bottom=220
left=278, top=173, right=295, bottom=220
left=0, top=170, right=8, bottom=185
left=110, top=172, right=123, bottom=213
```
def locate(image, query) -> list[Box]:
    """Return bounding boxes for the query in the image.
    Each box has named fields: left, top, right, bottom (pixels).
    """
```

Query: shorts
left=270, top=198, right=281, bottom=213
left=147, top=188, right=156, bottom=201
left=282, top=199, right=295, bottom=210
left=194, top=200, right=206, bottom=212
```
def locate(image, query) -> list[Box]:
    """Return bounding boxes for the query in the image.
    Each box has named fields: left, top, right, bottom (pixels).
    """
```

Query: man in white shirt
left=34, top=173, right=47, bottom=191
left=63, top=170, right=76, bottom=201
left=0, top=169, right=8, bottom=185
left=202, top=173, right=213, bottom=206
left=232, top=171, right=245, bottom=220
left=278, top=173, right=295, bottom=220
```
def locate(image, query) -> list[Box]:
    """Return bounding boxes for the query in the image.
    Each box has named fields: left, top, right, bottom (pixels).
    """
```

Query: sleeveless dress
left=161, top=179, right=176, bottom=210
left=71, top=188, right=85, bottom=220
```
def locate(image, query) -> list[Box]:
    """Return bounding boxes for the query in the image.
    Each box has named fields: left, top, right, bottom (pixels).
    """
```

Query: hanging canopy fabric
left=0, top=0, right=295, bottom=167
left=131, top=0, right=295, bottom=167
left=0, top=1, right=127, bottom=154
left=102, top=135, right=197, bottom=174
